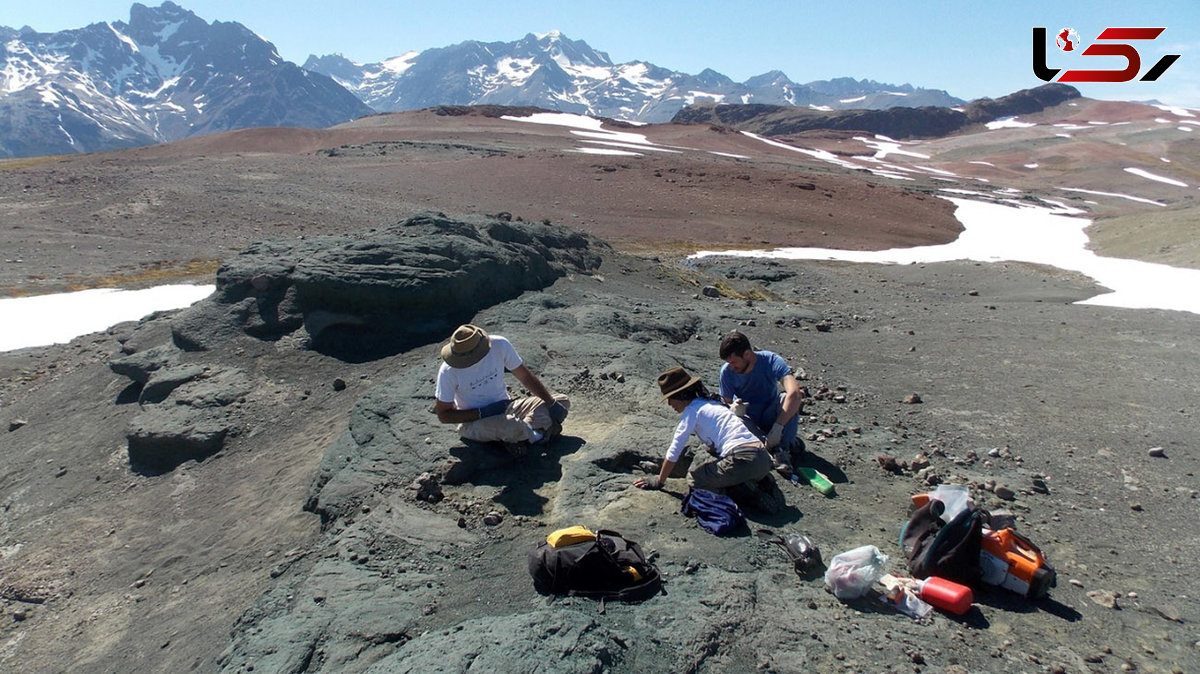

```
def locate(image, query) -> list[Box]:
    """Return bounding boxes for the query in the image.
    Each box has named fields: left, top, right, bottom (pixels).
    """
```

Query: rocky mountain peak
left=125, top=0, right=202, bottom=41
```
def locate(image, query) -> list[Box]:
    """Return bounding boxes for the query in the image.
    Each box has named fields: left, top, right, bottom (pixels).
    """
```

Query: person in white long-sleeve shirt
left=634, top=366, right=773, bottom=492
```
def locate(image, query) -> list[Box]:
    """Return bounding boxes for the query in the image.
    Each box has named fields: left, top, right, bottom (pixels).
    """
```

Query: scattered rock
left=483, top=511, right=503, bottom=526
left=989, top=510, right=1017, bottom=529
left=1150, top=604, right=1184, bottom=623
left=902, top=393, right=923, bottom=404
left=1087, top=590, right=1120, bottom=609
left=1148, top=447, right=1166, bottom=458
left=701, top=286, right=722, bottom=298
left=1031, top=476, right=1050, bottom=494
left=411, top=472, right=443, bottom=503
left=8, top=418, right=27, bottom=432
left=332, top=378, right=347, bottom=391
left=877, top=454, right=902, bottom=473
left=994, top=485, right=1017, bottom=501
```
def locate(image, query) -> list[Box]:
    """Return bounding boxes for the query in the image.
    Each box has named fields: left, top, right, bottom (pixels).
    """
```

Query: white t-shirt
left=665, top=398, right=760, bottom=463
left=435, top=335, right=523, bottom=410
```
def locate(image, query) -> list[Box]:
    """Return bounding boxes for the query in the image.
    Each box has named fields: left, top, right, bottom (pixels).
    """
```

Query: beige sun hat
left=658, top=366, right=702, bottom=400
left=441, top=324, right=491, bottom=368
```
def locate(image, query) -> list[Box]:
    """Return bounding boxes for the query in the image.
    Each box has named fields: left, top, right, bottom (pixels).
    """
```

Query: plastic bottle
left=915, top=576, right=974, bottom=615
left=795, top=466, right=836, bottom=496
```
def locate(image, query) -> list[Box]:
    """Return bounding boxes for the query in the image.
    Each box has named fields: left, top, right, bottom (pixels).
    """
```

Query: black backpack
left=900, top=501, right=987, bottom=585
left=528, top=529, right=662, bottom=602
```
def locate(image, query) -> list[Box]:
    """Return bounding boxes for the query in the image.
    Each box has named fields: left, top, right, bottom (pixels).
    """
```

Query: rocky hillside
left=2, top=210, right=1198, bottom=673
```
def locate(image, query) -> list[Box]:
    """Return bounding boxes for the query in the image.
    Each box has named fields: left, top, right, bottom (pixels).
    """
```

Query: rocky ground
left=1, top=104, right=1198, bottom=673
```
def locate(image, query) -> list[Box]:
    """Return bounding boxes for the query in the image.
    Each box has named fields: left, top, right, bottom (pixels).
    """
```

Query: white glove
left=730, top=397, right=748, bottom=417
left=765, top=422, right=785, bottom=450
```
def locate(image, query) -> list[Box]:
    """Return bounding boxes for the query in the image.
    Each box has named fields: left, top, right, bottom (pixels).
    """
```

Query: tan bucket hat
left=441, top=324, right=491, bottom=368
left=658, top=366, right=702, bottom=400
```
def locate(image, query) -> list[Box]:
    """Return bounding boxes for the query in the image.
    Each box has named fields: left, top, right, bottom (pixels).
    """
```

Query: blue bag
left=681, top=488, right=746, bottom=536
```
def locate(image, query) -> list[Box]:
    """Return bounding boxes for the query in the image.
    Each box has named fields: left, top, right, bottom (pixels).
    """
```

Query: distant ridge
left=671, top=84, right=1082, bottom=139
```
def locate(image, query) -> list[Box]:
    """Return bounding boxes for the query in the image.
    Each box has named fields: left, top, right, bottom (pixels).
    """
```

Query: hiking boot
left=503, top=441, right=529, bottom=459
left=753, top=474, right=786, bottom=514
left=772, top=450, right=792, bottom=476
left=788, top=437, right=807, bottom=464
left=537, top=422, right=562, bottom=445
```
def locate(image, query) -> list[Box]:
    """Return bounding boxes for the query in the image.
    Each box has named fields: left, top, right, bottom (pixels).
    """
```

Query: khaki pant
left=671, top=443, right=773, bottom=492
left=458, top=395, right=570, bottom=444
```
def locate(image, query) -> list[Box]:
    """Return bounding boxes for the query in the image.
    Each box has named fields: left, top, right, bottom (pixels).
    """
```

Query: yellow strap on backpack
left=546, top=525, right=596, bottom=548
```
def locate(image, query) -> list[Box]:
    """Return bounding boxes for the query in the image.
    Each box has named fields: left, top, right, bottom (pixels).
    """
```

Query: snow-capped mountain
left=303, top=31, right=963, bottom=123
left=0, top=2, right=370, bottom=157
left=2, top=4, right=963, bottom=159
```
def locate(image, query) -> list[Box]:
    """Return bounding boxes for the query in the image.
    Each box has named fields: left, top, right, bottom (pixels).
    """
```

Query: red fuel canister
left=917, top=576, right=973, bottom=615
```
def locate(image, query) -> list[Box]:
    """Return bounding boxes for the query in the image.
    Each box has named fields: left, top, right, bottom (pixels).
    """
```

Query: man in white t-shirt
left=433, top=324, right=569, bottom=453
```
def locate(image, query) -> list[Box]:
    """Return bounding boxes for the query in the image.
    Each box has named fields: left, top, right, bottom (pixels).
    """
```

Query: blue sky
left=4, top=0, right=1198, bottom=106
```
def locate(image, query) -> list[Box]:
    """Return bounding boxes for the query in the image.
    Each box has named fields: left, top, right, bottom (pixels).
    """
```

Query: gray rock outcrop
left=170, top=212, right=607, bottom=358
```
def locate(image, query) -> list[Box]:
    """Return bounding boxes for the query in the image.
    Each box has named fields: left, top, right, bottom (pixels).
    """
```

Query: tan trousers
left=671, top=443, right=772, bottom=492
left=458, top=395, right=570, bottom=444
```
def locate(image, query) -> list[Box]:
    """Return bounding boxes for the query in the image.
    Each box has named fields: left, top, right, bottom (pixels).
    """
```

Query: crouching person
left=433, top=324, right=569, bottom=455
left=634, top=366, right=773, bottom=493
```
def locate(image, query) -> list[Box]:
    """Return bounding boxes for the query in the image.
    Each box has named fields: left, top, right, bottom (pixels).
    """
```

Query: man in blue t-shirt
left=718, top=331, right=803, bottom=473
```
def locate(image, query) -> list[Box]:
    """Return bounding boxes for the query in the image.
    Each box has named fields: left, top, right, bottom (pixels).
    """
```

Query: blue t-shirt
left=719, top=350, right=790, bottom=424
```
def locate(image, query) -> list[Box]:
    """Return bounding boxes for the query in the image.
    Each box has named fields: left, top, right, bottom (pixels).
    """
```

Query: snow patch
left=1124, top=167, right=1187, bottom=187
left=572, top=147, right=641, bottom=156
left=693, top=197, right=1200, bottom=315
left=1153, top=104, right=1196, bottom=117
left=987, top=117, right=1036, bottom=130
left=1060, top=187, right=1165, bottom=207
left=0, top=285, right=215, bottom=352
left=381, top=52, right=419, bottom=75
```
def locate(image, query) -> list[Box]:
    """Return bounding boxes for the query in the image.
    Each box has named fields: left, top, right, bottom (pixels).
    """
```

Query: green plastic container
left=795, top=467, right=836, bottom=497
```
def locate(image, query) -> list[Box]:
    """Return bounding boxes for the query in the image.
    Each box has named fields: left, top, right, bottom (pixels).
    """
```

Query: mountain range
left=1, top=2, right=965, bottom=158
left=301, top=31, right=961, bottom=124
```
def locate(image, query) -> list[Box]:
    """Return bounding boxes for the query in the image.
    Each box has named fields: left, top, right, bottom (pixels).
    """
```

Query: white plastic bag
left=930, top=484, right=970, bottom=523
left=824, top=545, right=889, bottom=600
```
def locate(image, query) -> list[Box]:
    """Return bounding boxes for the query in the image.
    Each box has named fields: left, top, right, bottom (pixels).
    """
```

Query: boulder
left=126, top=408, right=230, bottom=472
left=139, top=365, right=206, bottom=404
left=108, top=344, right=180, bottom=384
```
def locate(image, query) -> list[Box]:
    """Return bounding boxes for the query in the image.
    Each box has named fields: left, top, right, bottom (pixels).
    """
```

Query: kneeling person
left=635, top=366, right=773, bottom=493
left=433, top=324, right=568, bottom=450
left=718, top=331, right=803, bottom=473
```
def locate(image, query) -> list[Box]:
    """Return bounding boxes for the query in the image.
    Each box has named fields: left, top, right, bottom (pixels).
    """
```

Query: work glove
left=730, top=397, right=748, bottom=417
left=477, top=399, right=510, bottom=419
left=636, top=476, right=663, bottom=490
left=548, top=401, right=569, bottom=424
left=765, top=422, right=785, bottom=450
